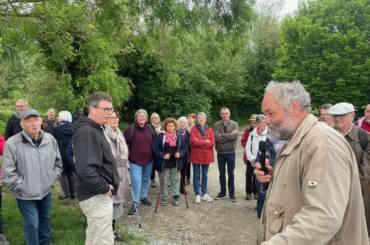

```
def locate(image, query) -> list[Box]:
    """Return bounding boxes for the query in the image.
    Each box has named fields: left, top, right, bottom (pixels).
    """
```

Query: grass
left=2, top=190, right=148, bottom=245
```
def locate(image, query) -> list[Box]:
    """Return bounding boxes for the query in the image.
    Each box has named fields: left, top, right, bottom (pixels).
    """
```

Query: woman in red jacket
left=189, top=112, right=215, bottom=204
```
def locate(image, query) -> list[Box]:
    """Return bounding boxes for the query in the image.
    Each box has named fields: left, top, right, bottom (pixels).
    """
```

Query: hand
left=164, top=153, right=170, bottom=160
left=175, top=152, right=180, bottom=158
left=105, top=184, right=114, bottom=197
left=254, top=160, right=273, bottom=183
left=205, top=139, right=210, bottom=143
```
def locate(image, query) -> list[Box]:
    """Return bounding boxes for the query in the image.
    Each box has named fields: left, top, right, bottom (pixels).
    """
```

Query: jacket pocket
left=268, top=205, right=285, bottom=234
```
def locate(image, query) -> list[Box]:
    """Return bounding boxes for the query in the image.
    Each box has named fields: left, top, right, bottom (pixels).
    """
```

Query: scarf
left=165, top=133, right=177, bottom=147
left=195, top=123, right=209, bottom=139
left=105, top=125, right=128, bottom=161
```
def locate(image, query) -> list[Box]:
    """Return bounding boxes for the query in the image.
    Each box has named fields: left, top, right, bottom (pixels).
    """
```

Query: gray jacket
left=214, top=120, right=239, bottom=154
left=2, top=131, right=62, bottom=200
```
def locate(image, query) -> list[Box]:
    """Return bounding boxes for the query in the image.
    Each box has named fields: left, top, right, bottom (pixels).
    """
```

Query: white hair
left=197, top=112, right=207, bottom=119
left=135, top=109, right=148, bottom=119
left=265, top=80, right=311, bottom=112
left=177, top=116, right=189, bottom=128
left=58, top=111, right=72, bottom=123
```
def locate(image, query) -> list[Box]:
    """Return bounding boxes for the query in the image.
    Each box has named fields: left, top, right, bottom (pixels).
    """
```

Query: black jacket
left=52, top=122, right=75, bottom=173
left=72, top=117, right=119, bottom=202
left=5, top=113, right=22, bottom=140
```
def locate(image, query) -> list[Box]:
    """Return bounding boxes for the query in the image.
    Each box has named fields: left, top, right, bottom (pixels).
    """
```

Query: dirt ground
left=121, top=132, right=260, bottom=245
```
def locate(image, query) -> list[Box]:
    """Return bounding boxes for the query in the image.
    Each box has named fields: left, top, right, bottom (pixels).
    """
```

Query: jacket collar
left=345, top=124, right=357, bottom=142
left=279, top=113, right=317, bottom=156
left=21, top=130, right=47, bottom=147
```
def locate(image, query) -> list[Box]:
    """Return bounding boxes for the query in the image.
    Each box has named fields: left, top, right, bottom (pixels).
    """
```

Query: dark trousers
left=245, top=162, right=257, bottom=195
left=16, top=192, right=52, bottom=245
left=60, top=172, right=76, bottom=198
left=217, top=153, right=235, bottom=196
left=151, top=166, right=156, bottom=181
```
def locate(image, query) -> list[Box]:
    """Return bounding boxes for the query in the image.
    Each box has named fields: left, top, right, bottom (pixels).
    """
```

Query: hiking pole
left=127, top=169, right=142, bottom=228
left=181, top=171, right=189, bottom=209
left=155, top=159, right=167, bottom=213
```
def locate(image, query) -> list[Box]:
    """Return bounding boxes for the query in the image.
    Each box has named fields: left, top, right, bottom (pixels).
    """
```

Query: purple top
left=124, top=122, right=154, bottom=165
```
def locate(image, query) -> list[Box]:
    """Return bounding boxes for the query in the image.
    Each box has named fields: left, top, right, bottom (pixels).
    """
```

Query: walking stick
left=127, top=169, right=142, bottom=228
left=181, top=171, right=189, bottom=209
left=155, top=159, right=167, bottom=213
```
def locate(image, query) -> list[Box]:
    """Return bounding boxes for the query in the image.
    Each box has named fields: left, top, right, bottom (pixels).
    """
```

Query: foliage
left=274, top=0, right=370, bottom=110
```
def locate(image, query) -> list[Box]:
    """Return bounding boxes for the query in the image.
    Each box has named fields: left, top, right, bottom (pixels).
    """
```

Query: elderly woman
left=190, top=112, right=215, bottom=204
left=177, top=116, right=191, bottom=193
left=106, top=110, right=128, bottom=241
left=124, top=109, right=156, bottom=215
left=153, top=118, right=188, bottom=206
left=52, top=111, right=75, bottom=199
left=150, top=112, right=162, bottom=187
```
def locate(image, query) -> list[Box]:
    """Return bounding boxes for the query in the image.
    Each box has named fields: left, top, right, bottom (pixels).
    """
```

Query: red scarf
left=165, top=133, right=177, bottom=147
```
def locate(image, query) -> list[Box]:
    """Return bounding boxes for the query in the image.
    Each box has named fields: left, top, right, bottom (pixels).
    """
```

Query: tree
left=274, top=0, right=370, bottom=109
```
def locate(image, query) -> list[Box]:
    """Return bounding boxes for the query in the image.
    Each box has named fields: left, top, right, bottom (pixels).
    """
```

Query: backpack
left=358, top=128, right=369, bottom=151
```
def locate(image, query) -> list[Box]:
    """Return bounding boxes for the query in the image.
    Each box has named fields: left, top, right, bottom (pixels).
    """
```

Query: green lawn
left=2, top=191, right=147, bottom=245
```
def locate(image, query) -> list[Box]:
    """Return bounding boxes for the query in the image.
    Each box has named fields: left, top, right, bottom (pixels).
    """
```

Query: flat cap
left=20, top=109, right=41, bottom=120
left=329, top=102, right=355, bottom=115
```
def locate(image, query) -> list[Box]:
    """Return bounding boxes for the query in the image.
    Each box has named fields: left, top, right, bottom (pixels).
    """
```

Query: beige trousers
left=79, top=194, right=114, bottom=245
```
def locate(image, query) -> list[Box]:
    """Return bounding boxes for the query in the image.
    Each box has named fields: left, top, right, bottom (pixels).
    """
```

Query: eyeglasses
left=94, top=106, right=114, bottom=113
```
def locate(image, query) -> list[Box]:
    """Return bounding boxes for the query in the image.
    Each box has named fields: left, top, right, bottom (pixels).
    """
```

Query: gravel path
left=121, top=132, right=260, bottom=245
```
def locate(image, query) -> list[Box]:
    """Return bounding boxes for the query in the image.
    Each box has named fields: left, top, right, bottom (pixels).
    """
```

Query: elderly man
left=357, top=104, right=370, bottom=133
left=329, top=102, right=370, bottom=237
left=319, top=103, right=333, bottom=127
left=4, top=99, right=29, bottom=139
left=214, top=107, right=239, bottom=201
left=73, top=92, right=119, bottom=245
left=2, top=109, right=62, bottom=245
left=255, top=81, right=369, bottom=245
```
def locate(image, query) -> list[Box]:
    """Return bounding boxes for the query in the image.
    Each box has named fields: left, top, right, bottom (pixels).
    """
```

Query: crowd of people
left=0, top=81, right=369, bottom=245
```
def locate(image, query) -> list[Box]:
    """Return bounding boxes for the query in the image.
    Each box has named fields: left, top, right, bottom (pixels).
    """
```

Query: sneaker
left=245, top=193, right=252, bottom=200
left=215, top=192, right=226, bottom=200
left=128, top=204, right=137, bottom=215
left=195, top=195, right=201, bottom=204
left=151, top=180, right=156, bottom=188
left=173, top=196, right=180, bottom=206
left=140, top=198, right=152, bottom=206
left=58, top=194, right=68, bottom=200
left=201, top=194, right=213, bottom=202
left=0, top=234, right=9, bottom=245
left=229, top=194, right=237, bottom=202
left=114, top=231, right=124, bottom=242
left=161, top=200, right=167, bottom=206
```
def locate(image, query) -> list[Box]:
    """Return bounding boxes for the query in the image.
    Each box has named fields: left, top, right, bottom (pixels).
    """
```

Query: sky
left=281, top=0, right=299, bottom=16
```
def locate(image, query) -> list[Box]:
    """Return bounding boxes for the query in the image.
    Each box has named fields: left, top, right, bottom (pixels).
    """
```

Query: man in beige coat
left=329, top=102, right=370, bottom=237
left=255, top=81, right=369, bottom=245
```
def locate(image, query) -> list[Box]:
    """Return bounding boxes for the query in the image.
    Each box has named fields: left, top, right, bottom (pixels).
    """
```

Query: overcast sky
left=281, top=0, right=299, bottom=16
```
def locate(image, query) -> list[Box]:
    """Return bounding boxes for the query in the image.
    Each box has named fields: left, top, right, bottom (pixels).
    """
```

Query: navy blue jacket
left=52, top=122, right=75, bottom=173
left=152, top=132, right=188, bottom=172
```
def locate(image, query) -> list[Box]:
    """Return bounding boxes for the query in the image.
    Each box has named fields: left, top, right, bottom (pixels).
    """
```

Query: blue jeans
left=192, top=164, right=210, bottom=196
left=16, top=192, right=52, bottom=245
left=217, top=153, right=235, bottom=196
left=130, top=161, right=153, bottom=204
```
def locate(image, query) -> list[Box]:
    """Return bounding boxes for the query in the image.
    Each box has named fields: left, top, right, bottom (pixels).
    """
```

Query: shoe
left=151, top=180, right=157, bottom=188
left=245, top=193, right=252, bottom=200
left=254, top=194, right=258, bottom=200
left=229, top=195, right=237, bottom=202
left=0, top=234, right=9, bottom=245
left=140, top=198, right=152, bottom=206
left=185, top=179, right=190, bottom=186
left=58, top=194, right=68, bottom=200
left=114, top=231, right=124, bottom=242
left=215, top=193, right=226, bottom=200
left=201, top=194, right=213, bottom=202
left=173, top=196, right=180, bottom=206
left=128, top=204, right=137, bottom=215
left=195, top=195, right=201, bottom=204
left=161, top=200, right=167, bottom=206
